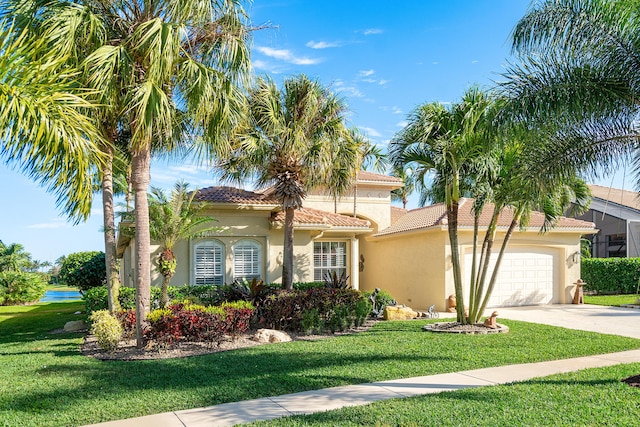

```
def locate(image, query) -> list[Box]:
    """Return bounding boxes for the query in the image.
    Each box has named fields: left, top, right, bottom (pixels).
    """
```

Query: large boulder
left=253, top=329, right=292, bottom=343
left=383, top=305, right=418, bottom=320
left=64, top=320, right=86, bottom=332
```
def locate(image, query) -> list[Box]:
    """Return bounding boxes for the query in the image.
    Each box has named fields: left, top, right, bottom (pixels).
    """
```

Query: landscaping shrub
left=89, top=310, right=123, bottom=352
left=363, top=288, right=396, bottom=310
left=144, top=301, right=255, bottom=345
left=58, top=251, right=106, bottom=292
left=259, top=288, right=369, bottom=333
left=581, top=258, right=640, bottom=294
left=0, top=271, right=47, bottom=305
left=114, top=309, right=136, bottom=338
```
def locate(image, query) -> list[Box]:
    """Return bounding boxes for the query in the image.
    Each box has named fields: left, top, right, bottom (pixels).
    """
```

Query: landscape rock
left=252, top=329, right=292, bottom=343
left=383, top=305, right=418, bottom=320
left=64, top=320, right=86, bottom=332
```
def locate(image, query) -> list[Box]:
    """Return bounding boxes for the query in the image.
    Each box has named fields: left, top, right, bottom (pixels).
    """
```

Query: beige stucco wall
left=360, top=229, right=447, bottom=310
left=305, top=184, right=395, bottom=231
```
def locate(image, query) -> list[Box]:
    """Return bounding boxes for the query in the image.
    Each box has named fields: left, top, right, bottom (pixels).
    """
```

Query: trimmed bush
left=144, top=301, right=255, bottom=346
left=89, top=310, right=123, bottom=352
left=58, top=251, right=106, bottom=292
left=0, top=271, right=47, bottom=305
left=259, top=288, right=370, bottom=333
left=581, top=258, right=640, bottom=294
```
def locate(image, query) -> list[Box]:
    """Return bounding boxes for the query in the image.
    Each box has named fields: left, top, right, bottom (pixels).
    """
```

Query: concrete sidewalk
left=84, top=348, right=640, bottom=427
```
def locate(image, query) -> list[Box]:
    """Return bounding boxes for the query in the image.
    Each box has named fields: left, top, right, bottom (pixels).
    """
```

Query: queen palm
left=502, top=0, right=640, bottom=185
left=148, top=181, right=218, bottom=307
left=0, top=23, right=103, bottom=221
left=7, top=0, right=252, bottom=346
left=220, top=74, right=355, bottom=290
left=390, top=87, right=495, bottom=323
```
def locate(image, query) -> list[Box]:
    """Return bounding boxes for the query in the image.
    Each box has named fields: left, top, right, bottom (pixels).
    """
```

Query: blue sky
left=0, top=0, right=630, bottom=263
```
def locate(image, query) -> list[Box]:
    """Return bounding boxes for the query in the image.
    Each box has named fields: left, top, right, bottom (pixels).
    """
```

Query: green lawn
left=249, top=363, right=640, bottom=426
left=1, top=302, right=639, bottom=427
left=584, top=294, right=640, bottom=306
left=45, top=284, right=80, bottom=292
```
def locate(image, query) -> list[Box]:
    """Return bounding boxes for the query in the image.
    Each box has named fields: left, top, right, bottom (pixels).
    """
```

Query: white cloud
left=392, top=106, right=403, bottom=115
left=306, top=40, right=341, bottom=49
left=27, top=219, right=69, bottom=230
left=333, top=80, right=364, bottom=98
left=359, top=69, right=375, bottom=77
left=363, top=28, right=383, bottom=35
left=396, top=121, right=408, bottom=128
left=255, top=46, right=321, bottom=65
left=377, top=79, right=389, bottom=85
left=471, top=60, right=479, bottom=64
left=360, top=127, right=382, bottom=138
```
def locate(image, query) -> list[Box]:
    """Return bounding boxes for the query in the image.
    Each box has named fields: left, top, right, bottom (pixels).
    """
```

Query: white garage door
left=464, top=249, right=556, bottom=307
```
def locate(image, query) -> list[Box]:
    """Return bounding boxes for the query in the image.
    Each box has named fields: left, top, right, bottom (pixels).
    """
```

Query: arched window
left=233, top=240, right=261, bottom=281
left=194, top=240, right=224, bottom=285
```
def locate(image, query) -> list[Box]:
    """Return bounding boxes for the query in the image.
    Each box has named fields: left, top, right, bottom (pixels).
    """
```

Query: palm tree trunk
left=446, top=200, right=467, bottom=324
left=470, top=209, right=500, bottom=322
left=101, top=138, right=121, bottom=313
left=477, top=215, right=520, bottom=317
left=131, top=146, right=152, bottom=348
left=282, top=207, right=295, bottom=289
left=160, top=274, right=172, bottom=308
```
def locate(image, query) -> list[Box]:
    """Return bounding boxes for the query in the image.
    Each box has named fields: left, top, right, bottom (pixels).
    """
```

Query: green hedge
left=581, top=258, right=640, bottom=294
left=58, top=251, right=106, bottom=292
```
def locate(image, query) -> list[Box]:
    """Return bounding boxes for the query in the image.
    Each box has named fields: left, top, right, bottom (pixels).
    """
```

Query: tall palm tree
left=0, top=23, right=103, bottom=221
left=148, top=181, right=218, bottom=307
left=0, top=241, right=32, bottom=272
left=7, top=0, right=252, bottom=346
left=390, top=166, right=415, bottom=209
left=220, top=74, right=355, bottom=289
left=502, top=0, right=640, bottom=187
left=390, top=87, right=496, bottom=323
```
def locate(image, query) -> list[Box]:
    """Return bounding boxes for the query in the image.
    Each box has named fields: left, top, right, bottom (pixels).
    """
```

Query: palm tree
left=148, top=181, right=218, bottom=307
left=0, top=241, right=32, bottom=272
left=390, top=166, right=415, bottom=209
left=502, top=0, right=640, bottom=187
left=7, top=0, right=252, bottom=346
left=219, top=74, right=355, bottom=289
left=390, top=87, right=496, bottom=323
left=0, top=23, right=103, bottom=221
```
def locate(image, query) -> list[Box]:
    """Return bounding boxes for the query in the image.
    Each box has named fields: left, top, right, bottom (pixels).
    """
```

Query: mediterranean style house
left=117, top=172, right=596, bottom=311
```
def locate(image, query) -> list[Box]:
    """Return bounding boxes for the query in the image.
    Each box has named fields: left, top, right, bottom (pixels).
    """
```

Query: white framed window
left=194, top=240, right=224, bottom=285
left=313, top=241, right=347, bottom=281
left=233, top=239, right=262, bottom=281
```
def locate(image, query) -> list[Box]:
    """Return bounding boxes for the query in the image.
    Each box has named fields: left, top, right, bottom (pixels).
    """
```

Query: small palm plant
left=148, top=181, right=219, bottom=307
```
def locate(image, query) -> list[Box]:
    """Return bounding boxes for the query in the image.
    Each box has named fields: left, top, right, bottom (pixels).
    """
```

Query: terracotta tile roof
left=376, top=198, right=595, bottom=237
left=390, top=206, right=408, bottom=225
left=194, top=186, right=278, bottom=205
left=357, top=171, right=403, bottom=184
left=589, top=184, right=640, bottom=211
left=271, top=207, right=371, bottom=228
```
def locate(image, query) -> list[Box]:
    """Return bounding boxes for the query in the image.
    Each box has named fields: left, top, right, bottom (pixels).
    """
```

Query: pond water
left=41, top=290, right=82, bottom=302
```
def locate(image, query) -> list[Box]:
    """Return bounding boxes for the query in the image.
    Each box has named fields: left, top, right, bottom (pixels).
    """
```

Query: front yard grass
left=250, top=363, right=640, bottom=426
left=1, top=302, right=639, bottom=427
left=584, top=294, right=640, bottom=306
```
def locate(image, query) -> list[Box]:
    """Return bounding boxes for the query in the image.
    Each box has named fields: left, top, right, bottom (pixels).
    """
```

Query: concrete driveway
left=496, top=304, right=640, bottom=339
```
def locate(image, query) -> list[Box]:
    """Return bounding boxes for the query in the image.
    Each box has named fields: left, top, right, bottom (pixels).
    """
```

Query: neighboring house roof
left=589, top=184, right=640, bottom=213
left=376, top=198, right=596, bottom=237
left=270, top=207, right=371, bottom=230
left=356, top=170, right=403, bottom=184
left=194, top=186, right=278, bottom=205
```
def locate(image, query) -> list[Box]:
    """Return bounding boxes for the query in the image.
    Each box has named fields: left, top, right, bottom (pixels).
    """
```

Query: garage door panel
left=464, top=250, right=556, bottom=307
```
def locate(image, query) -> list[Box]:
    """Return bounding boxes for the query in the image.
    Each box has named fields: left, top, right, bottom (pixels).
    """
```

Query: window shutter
left=195, top=241, right=223, bottom=285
